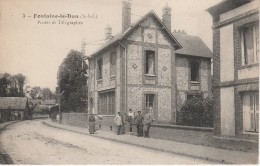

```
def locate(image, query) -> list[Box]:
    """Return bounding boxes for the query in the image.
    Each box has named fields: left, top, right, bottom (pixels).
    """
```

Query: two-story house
left=207, top=0, right=259, bottom=139
left=88, top=1, right=212, bottom=130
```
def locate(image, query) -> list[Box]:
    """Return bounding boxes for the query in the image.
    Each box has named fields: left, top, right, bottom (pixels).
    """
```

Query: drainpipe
left=118, top=41, right=127, bottom=114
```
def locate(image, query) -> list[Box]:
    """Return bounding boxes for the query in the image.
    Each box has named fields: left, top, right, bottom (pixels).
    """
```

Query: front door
left=243, top=92, right=259, bottom=133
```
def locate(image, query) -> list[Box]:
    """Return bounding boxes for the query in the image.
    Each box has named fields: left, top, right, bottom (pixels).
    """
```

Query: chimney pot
left=105, top=24, right=112, bottom=42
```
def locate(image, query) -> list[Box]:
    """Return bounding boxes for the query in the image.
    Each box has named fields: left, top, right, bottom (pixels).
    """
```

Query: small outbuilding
left=0, top=97, right=30, bottom=122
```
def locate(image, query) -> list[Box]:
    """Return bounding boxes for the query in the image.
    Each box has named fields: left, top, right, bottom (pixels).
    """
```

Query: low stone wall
left=131, top=124, right=213, bottom=145
left=61, top=112, right=88, bottom=128
left=59, top=112, right=214, bottom=146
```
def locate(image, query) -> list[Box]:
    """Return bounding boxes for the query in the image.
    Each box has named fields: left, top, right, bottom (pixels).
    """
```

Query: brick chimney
left=122, top=0, right=131, bottom=32
left=105, top=24, right=112, bottom=41
left=162, top=3, right=172, bottom=31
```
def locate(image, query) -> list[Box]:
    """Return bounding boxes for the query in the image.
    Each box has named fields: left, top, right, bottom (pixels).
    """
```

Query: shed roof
left=173, top=33, right=212, bottom=58
left=0, top=97, right=28, bottom=110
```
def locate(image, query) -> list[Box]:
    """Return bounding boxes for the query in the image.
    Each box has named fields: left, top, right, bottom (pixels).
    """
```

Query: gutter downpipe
left=118, top=41, right=127, bottom=114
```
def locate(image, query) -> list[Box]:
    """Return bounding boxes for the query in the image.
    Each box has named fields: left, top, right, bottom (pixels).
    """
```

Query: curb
left=42, top=121, right=227, bottom=164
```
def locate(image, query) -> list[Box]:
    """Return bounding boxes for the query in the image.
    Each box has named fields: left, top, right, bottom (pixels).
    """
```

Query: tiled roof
left=0, top=97, right=28, bottom=110
left=89, top=10, right=212, bottom=59
left=173, top=33, right=212, bottom=58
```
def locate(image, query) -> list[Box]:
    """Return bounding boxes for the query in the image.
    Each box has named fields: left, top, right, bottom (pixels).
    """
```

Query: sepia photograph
left=0, top=0, right=259, bottom=164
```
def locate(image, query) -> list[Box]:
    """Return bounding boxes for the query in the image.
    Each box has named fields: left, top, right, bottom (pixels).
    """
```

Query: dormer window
left=240, top=22, right=259, bottom=66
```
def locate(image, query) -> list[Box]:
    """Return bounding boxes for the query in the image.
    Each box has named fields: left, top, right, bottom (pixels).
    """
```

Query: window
left=98, top=91, right=115, bottom=115
left=145, top=94, right=155, bottom=111
left=110, top=52, right=116, bottom=77
left=190, top=61, right=200, bottom=82
left=97, top=58, right=103, bottom=80
left=243, top=92, right=259, bottom=133
left=145, top=50, right=155, bottom=75
left=241, top=22, right=259, bottom=65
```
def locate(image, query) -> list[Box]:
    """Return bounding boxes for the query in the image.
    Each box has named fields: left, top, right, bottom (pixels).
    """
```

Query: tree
left=58, top=49, right=88, bottom=112
left=41, top=88, right=54, bottom=100
left=13, top=73, right=26, bottom=96
left=177, top=94, right=213, bottom=127
left=0, top=73, right=26, bottom=97
left=0, top=73, right=12, bottom=96
left=30, top=86, right=41, bottom=99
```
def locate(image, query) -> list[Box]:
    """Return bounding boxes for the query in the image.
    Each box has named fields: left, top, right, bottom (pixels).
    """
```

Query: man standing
left=114, top=112, right=123, bottom=135
left=134, top=111, right=143, bottom=137
left=143, top=110, right=153, bottom=138
left=127, top=108, right=135, bottom=132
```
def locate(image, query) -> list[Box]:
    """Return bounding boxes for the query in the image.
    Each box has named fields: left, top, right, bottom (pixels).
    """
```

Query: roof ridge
left=88, top=10, right=182, bottom=58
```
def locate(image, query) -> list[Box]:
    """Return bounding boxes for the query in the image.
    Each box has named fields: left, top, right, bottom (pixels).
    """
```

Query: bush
left=177, top=95, right=213, bottom=127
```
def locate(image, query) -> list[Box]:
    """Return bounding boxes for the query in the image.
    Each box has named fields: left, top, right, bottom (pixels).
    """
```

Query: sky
left=0, top=0, right=222, bottom=91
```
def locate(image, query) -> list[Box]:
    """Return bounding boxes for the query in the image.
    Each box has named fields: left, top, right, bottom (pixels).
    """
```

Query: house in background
left=0, top=97, right=30, bottom=122
left=87, top=1, right=212, bottom=130
left=29, top=99, right=56, bottom=118
left=207, top=0, right=259, bottom=139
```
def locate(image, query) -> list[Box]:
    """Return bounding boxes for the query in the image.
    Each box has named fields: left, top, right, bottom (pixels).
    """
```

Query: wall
left=132, top=124, right=213, bottom=146
left=220, top=87, right=235, bottom=136
left=61, top=112, right=88, bottom=128
left=88, top=45, right=121, bottom=115
left=176, top=55, right=212, bottom=111
left=220, top=24, right=234, bottom=82
left=211, top=3, right=259, bottom=137
left=176, top=56, right=189, bottom=110
left=125, top=15, right=174, bottom=123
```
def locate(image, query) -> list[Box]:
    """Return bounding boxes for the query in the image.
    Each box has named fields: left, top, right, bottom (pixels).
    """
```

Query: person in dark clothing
left=89, top=114, right=96, bottom=134
left=134, top=111, right=143, bottom=137
left=143, top=110, right=153, bottom=138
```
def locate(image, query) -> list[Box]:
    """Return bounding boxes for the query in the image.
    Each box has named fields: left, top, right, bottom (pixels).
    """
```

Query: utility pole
left=58, top=89, right=64, bottom=124
left=81, top=39, right=88, bottom=113
left=57, top=64, right=64, bottom=124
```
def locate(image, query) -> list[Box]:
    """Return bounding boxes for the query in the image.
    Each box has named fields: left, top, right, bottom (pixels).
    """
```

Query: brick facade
left=88, top=11, right=212, bottom=128
left=208, top=0, right=259, bottom=138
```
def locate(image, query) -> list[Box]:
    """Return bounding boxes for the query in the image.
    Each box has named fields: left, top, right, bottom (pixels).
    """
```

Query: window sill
left=191, top=81, right=200, bottom=84
left=239, top=63, right=259, bottom=70
left=145, top=74, right=156, bottom=77
left=243, top=131, right=259, bottom=135
left=97, top=79, right=102, bottom=82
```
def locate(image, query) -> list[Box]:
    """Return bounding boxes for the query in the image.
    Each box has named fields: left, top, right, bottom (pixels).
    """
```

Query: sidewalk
left=43, top=119, right=258, bottom=164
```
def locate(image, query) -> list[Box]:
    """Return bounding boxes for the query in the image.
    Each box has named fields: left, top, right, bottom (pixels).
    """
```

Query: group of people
left=114, top=108, right=154, bottom=138
left=87, top=107, right=154, bottom=138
